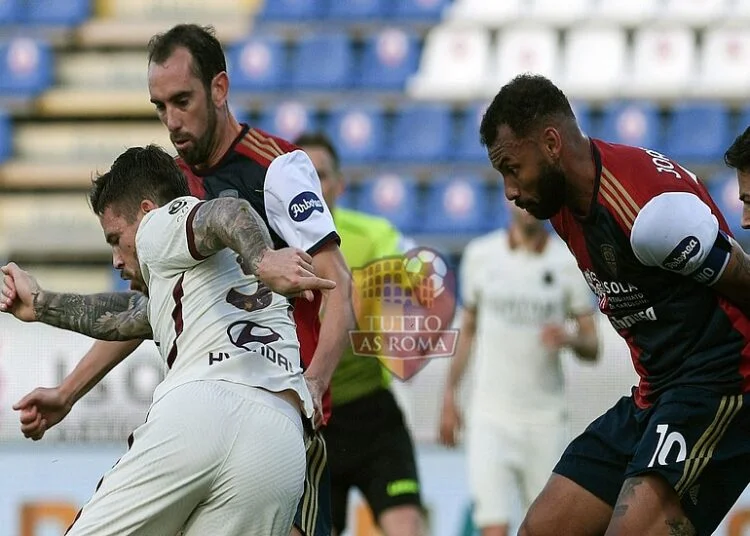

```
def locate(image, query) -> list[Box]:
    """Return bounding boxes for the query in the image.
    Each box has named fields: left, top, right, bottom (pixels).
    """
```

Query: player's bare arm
left=439, top=305, right=476, bottom=447
left=569, top=313, right=599, bottom=361
left=191, top=197, right=336, bottom=299
left=1, top=262, right=152, bottom=340
left=712, top=237, right=750, bottom=315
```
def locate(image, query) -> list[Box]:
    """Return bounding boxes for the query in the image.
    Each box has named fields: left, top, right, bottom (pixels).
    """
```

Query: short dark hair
left=89, top=145, right=190, bottom=220
left=294, top=131, right=340, bottom=171
left=480, top=74, right=575, bottom=147
left=147, top=24, right=226, bottom=90
left=725, top=126, right=750, bottom=172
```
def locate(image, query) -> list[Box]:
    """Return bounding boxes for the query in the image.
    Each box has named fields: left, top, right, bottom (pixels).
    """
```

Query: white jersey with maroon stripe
left=135, top=195, right=313, bottom=418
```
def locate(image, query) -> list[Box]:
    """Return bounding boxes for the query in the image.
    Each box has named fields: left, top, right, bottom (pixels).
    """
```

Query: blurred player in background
left=481, top=74, right=750, bottom=536
left=724, top=126, right=750, bottom=229
left=293, top=132, right=425, bottom=536
left=439, top=202, right=598, bottom=536
left=3, top=145, right=333, bottom=535
left=14, top=24, right=353, bottom=536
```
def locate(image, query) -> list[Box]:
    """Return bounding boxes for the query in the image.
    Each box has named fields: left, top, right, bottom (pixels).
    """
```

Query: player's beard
left=176, top=99, right=219, bottom=166
left=528, top=160, right=566, bottom=220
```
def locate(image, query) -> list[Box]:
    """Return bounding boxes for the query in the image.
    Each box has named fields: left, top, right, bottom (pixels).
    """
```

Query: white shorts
left=66, top=380, right=306, bottom=536
left=466, top=412, right=567, bottom=528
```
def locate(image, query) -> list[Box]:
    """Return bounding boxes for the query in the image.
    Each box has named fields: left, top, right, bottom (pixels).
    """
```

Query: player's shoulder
left=464, top=228, right=508, bottom=260
left=233, top=125, right=301, bottom=169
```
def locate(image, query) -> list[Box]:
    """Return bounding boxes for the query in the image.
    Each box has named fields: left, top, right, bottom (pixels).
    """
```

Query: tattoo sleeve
left=33, top=291, right=153, bottom=341
left=191, top=198, right=273, bottom=275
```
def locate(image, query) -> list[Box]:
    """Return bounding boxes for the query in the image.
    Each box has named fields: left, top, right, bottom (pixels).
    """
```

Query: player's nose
left=503, top=182, right=521, bottom=202
left=111, top=252, right=124, bottom=270
left=165, top=107, right=182, bottom=131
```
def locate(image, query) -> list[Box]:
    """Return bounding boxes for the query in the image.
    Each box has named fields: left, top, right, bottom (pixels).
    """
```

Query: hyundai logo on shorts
left=288, top=191, right=324, bottom=221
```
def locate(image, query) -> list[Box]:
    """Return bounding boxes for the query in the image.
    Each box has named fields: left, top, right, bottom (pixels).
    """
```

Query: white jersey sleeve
left=630, top=192, right=731, bottom=286
left=460, top=240, right=482, bottom=309
left=263, top=150, right=339, bottom=254
left=136, top=196, right=206, bottom=280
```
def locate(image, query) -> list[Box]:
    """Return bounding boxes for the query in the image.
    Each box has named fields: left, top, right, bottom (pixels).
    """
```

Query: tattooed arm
left=189, top=198, right=335, bottom=298
left=712, top=236, right=750, bottom=316
left=0, top=262, right=151, bottom=340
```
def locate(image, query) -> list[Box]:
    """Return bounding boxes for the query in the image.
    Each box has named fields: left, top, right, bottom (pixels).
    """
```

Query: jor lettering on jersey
left=551, top=140, right=750, bottom=409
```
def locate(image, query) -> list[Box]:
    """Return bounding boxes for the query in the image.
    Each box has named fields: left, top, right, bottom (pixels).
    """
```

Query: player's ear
left=210, top=72, right=229, bottom=108
left=542, top=126, right=562, bottom=160
left=140, top=199, right=158, bottom=213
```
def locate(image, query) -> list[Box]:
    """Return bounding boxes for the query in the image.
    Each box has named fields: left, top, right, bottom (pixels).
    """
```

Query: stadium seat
left=0, top=38, right=53, bottom=96
left=356, top=173, right=421, bottom=232
left=228, top=35, right=287, bottom=91
left=491, top=25, right=560, bottom=91
left=598, top=101, right=661, bottom=149
left=445, top=0, right=524, bottom=26
left=571, top=101, right=592, bottom=136
left=326, top=105, right=385, bottom=163
left=359, top=28, right=419, bottom=90
left=407, top=26, right=491, bottom=100
left=328, top=0, right=385, bottom=19
left=422, top=175, right=490, bottom=234
left=527, top=0, right=592, bottom=26
left=0, top=0, right=21, bottom=24
left=257, top=101, right=318, bottom=142
left=693, top=27, right=750, bottom=99
left=256, top=0, right=324, bottom=21
left=0, top=111, right=12, bottom=163
left=737, top=106, right=750, bottom=140
left=663, top=102, right=731, bottom=163
left=560, top=26, right=627, bottom=100
left=454, top=102, right=488, bottom=162
left=707, top=172, right=747, bottom=245
left=661, top=0, right=728, bottom=26
left=291, top=33, right=353, bottom=90
left=626, top=25, right=696, bottom=99
left=392, top=0, right=452, bottom=21
left=589, top=0, right=657, bottom=26
left=26, top=0, right=91, bottom=26
left=336, top=185, right=356, bottom=210
left=389, top=104, right=453, bottom=162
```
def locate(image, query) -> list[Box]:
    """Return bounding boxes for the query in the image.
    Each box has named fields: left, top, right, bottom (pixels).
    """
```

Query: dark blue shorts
left=554, top=387, right=750, bottom=535
left=293, top=428, right=333, bottom=536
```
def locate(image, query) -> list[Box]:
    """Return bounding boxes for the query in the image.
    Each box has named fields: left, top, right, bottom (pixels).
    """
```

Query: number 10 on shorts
left=648, top=424, right=688, bottom=467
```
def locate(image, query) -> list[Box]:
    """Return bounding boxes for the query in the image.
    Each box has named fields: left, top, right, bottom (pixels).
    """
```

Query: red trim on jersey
left=176, top=157, right=206, bottom=200
left=185, top=202, right=208, bottom=260
left=626, top=333, right=652, bottom=409
left=718, top=297, right=750, bottom=392
left=166, top=274, right=186, bottom=369
left=235, top=127, right=298, bottom=168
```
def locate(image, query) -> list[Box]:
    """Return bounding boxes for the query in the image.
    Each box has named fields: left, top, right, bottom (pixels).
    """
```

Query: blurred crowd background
left=1, top=0, right=750, bottom=534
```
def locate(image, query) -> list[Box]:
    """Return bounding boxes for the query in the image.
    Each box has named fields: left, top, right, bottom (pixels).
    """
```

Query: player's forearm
left=445, top=324, right=474, bottom=395
left=306, top=287, right=354, bottom=385
left=191, top=197, right=273, bottom=274
left=32, top=290, right=153, bottom=341
left=60, top=340, right=143, bottom=406
left=567, top=331, right=599, bottom=361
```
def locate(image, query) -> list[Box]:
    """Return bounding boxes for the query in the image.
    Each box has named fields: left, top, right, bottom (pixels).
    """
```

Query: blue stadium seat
left=663, top=102, right=731, bottom=163
left=0, top=0, right=22, bottom=24
left=26, top=0, right=91, bottom=26
left=326, top=105, right=385, bottom=163
left=257, top=101, right=319, bottom=142
left=228, top=35, right=286, bottom=91
left=0, top=38, right=53, bottom=96
left=454, top=103, right=487, bottom=162
left=390, top=104, right=452, bottom=162
left=392, top=0, right=451, bottom=20
left=707, top=171, right=748, bottom=246
left=256, top=0, right=325, bottom=21
left=356, top=173, right=421, bottom=232
left=0, top=110, right=12, bottom=163
left=734, top=106, right=750, bottom=142
left=422, top=174, right=490, bottom=234
left=328, top=0, right=385, bottom=19
left=598, top=101, right=661, bottom=149
left=291, top=33, right=354, bottom=90
left=570, top=100, right=592, bottom=137
left=358, top=28, right=419, bottom=89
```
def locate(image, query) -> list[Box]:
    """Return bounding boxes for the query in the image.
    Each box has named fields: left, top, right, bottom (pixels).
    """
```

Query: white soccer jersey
left=461, top=230, right=594, bottom=419
left=135, top=196, right=313, bottom=418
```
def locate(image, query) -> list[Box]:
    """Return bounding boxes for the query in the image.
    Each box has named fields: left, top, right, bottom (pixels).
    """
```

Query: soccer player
left=724, top=126, right=750, bottom=229
left=479, top=73, right=750, bottom=536
left=14, top=25, right=354, bottom=536
left=1, top=145, right=333, bottom=535
left=293, top=132, right=425, bottom=536
left=438, top=201, right=598, bottom=536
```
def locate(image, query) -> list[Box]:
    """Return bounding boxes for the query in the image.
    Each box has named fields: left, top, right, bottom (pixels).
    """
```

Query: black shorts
left=323, top=388, right=423, bottom=533
left=294, top=428, right=333, bottom=536
left=554, top=386, right=750, bottom=535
